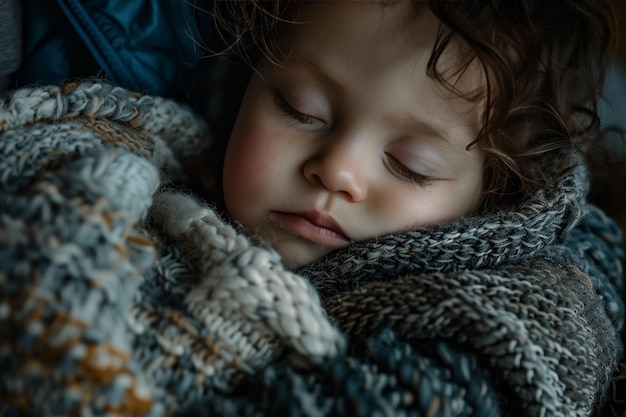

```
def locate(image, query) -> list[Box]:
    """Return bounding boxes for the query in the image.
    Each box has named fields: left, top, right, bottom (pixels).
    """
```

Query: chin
left=279, top=252, right=313, bottom=270
left=274, top=243, right=326, bottom=270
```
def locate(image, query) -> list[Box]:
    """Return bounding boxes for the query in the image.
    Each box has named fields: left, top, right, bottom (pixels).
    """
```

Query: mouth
left=268, top=210, right=351, bottom=247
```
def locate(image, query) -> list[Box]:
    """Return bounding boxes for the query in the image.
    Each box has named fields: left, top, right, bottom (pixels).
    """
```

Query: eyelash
left=273, top=92, right=434, bottom=188
left=386, top=154, right=435, bottom=187
left=273, top=93, right=324, bottom=126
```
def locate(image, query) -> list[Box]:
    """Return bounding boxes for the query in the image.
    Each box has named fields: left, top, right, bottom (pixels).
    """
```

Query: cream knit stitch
left=150, top=191, right=345, bottom=365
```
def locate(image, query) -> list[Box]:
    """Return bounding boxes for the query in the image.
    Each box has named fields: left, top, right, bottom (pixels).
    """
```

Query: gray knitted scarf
left=0, top=81, right=623, bottom=417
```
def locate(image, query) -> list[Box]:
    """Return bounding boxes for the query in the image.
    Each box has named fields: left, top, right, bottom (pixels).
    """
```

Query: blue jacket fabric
left=16, top=0, right=216, bottom=100
left=0, top=0, right=22, bottom=91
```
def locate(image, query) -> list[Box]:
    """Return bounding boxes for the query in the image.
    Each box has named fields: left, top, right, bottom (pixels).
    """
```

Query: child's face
left=223, top=1, right=485, bottom=268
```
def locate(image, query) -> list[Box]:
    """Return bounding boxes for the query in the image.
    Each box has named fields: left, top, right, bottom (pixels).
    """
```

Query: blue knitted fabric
left=0, top=81, right=623, bottom=417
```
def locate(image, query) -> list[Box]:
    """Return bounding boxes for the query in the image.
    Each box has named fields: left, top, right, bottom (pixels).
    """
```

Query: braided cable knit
left=0, top=82, right=152, bottom=129
left=150, top=192, right=346, bottom=365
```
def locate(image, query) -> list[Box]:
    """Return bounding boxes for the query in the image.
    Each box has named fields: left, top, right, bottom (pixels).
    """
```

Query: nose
left=302, top=138, right=368, bottom=202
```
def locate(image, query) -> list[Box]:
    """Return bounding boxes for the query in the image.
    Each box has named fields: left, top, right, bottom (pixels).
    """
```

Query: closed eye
left=385, top=153, right=437, bottom=187
left=273, top=92, right=326, bottom=127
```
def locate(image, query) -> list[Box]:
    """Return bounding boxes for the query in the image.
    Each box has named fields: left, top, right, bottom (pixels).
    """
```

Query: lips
left=269, top=210, right=351, bottom=247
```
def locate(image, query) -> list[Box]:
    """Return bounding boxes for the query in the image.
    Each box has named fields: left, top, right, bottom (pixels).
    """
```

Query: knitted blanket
left=0, top=81, right=623, bottom=417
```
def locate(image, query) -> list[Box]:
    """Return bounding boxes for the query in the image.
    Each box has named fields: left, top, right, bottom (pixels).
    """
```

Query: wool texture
left=0, top=81, right=623, bottom=417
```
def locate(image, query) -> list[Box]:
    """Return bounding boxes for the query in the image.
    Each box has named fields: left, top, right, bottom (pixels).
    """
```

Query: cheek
left=371, top=176, right=484, bottom=233
left=222, top=108, right=292, bottom=220
left=223, top=127, right=270, bottom=209
left=223, top=78, right=273, bottom=203
left=224, top=133, right=263, bottom=188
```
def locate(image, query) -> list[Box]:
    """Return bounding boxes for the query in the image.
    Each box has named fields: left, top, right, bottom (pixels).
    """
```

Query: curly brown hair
left=207, top=0, right=616, bottom=209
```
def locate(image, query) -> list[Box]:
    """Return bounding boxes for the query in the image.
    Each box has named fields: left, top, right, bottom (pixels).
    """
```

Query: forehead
left=276, top=1, right=484, bottom=141
left=284, top=2, right=435, bottom=64
left=288, top=2, right=434, bottom=40
left=281, top=1, right=483, bottom=106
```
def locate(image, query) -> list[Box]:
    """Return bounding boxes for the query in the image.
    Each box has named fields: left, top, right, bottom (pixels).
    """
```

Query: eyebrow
left=387, top=113, right=453, bottom=144
left=288, top=58, right=342, bottom=91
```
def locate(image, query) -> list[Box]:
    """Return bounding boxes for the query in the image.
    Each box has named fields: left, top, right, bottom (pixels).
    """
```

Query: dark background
left=611, top=0, right=626, bottom=63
